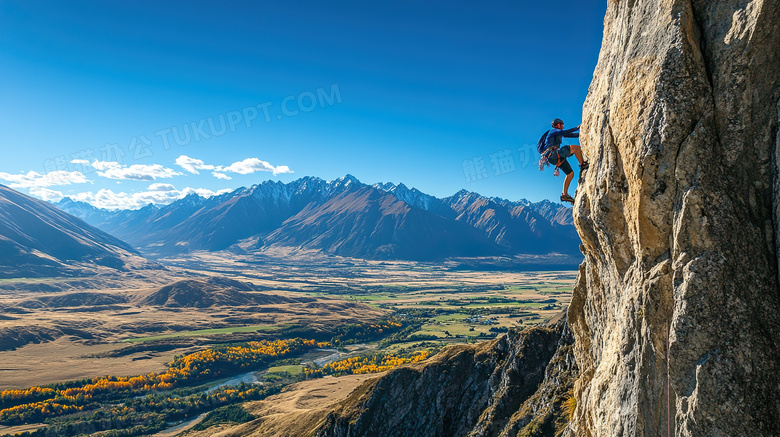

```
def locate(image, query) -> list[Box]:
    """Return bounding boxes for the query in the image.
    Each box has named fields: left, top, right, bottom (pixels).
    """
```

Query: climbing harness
left=538, top=146, right=562, bottom=177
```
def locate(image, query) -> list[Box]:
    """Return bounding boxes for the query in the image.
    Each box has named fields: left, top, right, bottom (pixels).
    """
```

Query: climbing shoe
left=560, top=194, right=574, bottom=204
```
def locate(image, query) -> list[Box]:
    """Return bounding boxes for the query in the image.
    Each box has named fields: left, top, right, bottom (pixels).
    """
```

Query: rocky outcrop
left=474, top=319, right=578, bottom=437
left=567, top=0, right=780, bottom=436
left=495, top=327, right=577, bottom=437
left=313, top=316, right=577, bottom=437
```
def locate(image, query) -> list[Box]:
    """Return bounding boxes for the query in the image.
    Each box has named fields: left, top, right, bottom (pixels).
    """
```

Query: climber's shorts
left=547, top=146, right=573, bottom=175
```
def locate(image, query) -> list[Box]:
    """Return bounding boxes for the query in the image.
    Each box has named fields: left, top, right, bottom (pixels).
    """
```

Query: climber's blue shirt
left=544, top=127, right=579, bottom=150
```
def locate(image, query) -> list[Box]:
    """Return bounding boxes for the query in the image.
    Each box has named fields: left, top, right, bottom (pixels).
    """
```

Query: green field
left=384, top=340, right=442, bottom=351
left=464, top=301, right=543, bottom=308
left=431, top=314, right=469, bottom=322
left=123, top=324, right=288, bottom=343
left=265, top=365, right=303, bottom=375
left=415, top=321, right=491, bottom=338
left=323, top=271, right=577, bottom=343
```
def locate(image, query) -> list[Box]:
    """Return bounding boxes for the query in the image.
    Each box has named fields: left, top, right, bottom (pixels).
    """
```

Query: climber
left=538, top=118, right=588, bottom=204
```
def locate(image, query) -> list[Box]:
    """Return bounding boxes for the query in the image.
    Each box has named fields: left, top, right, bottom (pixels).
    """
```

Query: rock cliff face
left=567, top=0, right=780, bottom=435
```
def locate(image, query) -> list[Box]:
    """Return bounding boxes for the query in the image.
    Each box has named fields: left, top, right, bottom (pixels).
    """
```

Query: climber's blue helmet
left=551, top=118, right=564, bottom=128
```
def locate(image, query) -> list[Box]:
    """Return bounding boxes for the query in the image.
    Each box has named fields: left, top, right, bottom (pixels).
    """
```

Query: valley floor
left=0, top=250, right=574, bottom=436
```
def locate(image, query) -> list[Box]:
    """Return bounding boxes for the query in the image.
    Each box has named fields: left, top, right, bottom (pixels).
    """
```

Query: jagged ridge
left=57, top=176, right=580, bottom=261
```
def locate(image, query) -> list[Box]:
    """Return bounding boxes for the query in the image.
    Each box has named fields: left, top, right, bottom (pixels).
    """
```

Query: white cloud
left=71, top=189, right=178, bottom=210
left=90, top=160, right=122, bottom=171
left=175, top=155, right=215, bottom=174
left=95, top=162, right=182, bottom=181
left=29, top=187, right=65, bottom=202
left=172, top=155, right=292, bottom=177
left=222, top=158, right=293, bottom=176
left=0, top=170, right=90, bottom=188
left=148, top=183, right=177, bottom=192
left=68, top=160, right=181, bottom=181
left=66, top=186, right=233, bottom=211
left=181, top=187, right=233, bottom=198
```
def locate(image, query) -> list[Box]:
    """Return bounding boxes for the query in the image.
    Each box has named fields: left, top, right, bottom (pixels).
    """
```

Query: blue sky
left=0, top=1, right=606, bottom=209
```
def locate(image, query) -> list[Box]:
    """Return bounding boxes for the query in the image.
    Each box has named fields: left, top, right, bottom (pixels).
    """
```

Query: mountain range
left=55, top=175, right=581, bottom=261
left=0, top=184, right=149, bottom=278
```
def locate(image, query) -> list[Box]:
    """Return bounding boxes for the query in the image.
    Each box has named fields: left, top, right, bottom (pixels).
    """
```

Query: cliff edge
left=567, top=0, right=780, bottom=435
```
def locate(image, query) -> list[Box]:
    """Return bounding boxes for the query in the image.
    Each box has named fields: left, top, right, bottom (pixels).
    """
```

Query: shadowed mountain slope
left=0, top=185, right=148, bottom=278
left=444, top=190, right=579, bottom=255
left=262, top=186, right=502, bottom=260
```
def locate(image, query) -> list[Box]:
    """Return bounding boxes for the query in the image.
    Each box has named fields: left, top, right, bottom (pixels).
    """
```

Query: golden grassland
left=178, top=374, right=381, bottom=437
left=0, top=254, right=573, bottom=390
